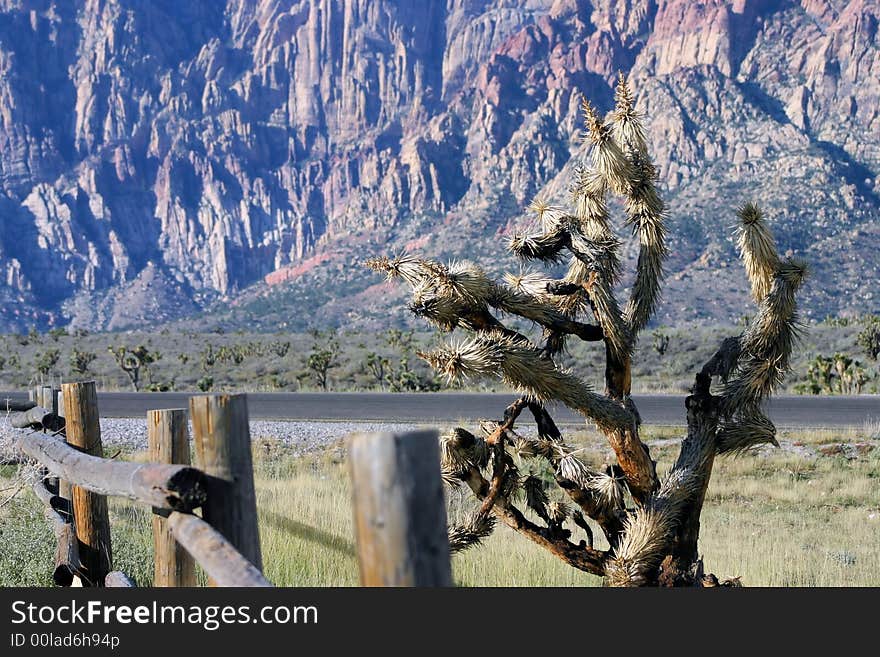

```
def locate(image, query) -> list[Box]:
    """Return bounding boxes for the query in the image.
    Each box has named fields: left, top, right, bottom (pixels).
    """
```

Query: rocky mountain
left=0, top=0, right=877, bottom=332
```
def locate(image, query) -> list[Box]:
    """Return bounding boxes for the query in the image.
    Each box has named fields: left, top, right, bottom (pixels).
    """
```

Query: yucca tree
left=366, top=74, right=807, bottom=587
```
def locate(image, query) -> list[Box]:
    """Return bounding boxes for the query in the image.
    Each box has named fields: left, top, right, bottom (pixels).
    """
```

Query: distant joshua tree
left=857, top=316, right=880, bottom=361
left=300, top=330, right=340, bottom=391
left=108, top=345, right=161, bottom=392
left=69, top=348, right=98, bottom=375
left=33, top=348, right=61, bottom=377
left=799, top=353, right=868, bottom=395
left=366, top=75, right=808, bottom=587
left=651, top=328, right=671, bottom=356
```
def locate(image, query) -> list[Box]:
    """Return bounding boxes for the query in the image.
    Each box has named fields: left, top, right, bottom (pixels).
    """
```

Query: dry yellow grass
left=250, top=427, right=879, bottom=587
left=2, top=426, right=877, bottom=587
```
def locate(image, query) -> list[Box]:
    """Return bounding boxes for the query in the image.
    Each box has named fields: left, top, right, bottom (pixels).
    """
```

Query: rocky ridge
left=0, top=0, right=877, bottom=331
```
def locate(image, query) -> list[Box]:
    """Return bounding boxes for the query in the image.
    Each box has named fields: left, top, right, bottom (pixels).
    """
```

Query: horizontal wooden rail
left=10, top=406, right=64, bottom=431
left=13, top=432, right=207, bottom=512
left=32, top=478, right=82, bottom=587
left=167, top=512, right=272, bottom=587
left=3, top=400, right=36, bottom=413
left=8, top=387, right=273, bottom=588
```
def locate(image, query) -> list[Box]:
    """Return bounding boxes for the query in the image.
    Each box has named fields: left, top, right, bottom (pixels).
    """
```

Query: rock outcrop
left=0, top=0, right=877, bottom=330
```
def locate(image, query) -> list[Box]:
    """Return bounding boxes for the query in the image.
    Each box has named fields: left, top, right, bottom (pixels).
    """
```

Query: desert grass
left=1, top=426, right=878, bottom=587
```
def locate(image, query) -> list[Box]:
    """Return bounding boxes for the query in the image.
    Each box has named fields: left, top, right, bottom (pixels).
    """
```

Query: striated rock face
left=0, top=0, right=877, bottom=330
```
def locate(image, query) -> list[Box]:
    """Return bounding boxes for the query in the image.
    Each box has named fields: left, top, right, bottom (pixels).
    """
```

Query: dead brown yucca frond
left=448, top=512, right=497, bottom=554
left=440, top=432, right=476, bottom=481
left=736, top=202, right=779, bottom=303
left=444, top=427, right=491, bottom=471
left=571, top=166, right=611, bottom=234
left=547, top=500, right=570, bottom=526
left=717, top=411, right=778, bottom=455
left=621, top=134, right=666, bottom=335
left=535, top=438, right=559, bottom=460
left=589, top=470, right=627, bottom=511
left=523, top=475, right=549, bottom=520
left=583, top=276, right=632, bottom=362
left=606, top=468, right=700, bottom=586
left=511, top=436, right=539, bottom=459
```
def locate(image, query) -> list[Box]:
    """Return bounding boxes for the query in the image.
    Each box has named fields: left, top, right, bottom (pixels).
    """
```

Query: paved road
left=3, top=391, right=878, bottom=427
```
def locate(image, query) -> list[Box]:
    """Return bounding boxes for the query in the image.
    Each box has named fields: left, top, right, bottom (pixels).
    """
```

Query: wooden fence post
left=190, top=394, right=262, bottom=584
left=62, top=381, right=112, bottom=586
left=55, top=390, right=71, bottom=502
left=148, top=409, right=197, bottom=587
left=40, top=385, right=55, bottom=415
left=347, top=430, right=452, bottom=587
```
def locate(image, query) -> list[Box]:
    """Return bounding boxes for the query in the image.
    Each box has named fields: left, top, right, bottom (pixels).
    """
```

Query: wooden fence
left=4, top=382, right=451, bottom=587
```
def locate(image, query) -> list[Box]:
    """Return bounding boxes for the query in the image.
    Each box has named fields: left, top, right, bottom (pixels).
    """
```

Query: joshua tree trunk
left=366, top=74, right=807, bottom=587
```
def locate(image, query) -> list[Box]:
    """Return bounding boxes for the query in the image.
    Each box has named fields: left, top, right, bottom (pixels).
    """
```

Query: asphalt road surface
left=3, top=391, right=878, bottom=428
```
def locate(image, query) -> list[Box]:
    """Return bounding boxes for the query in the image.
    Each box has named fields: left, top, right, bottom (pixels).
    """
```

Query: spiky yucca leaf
left=571, top=166, right=611, bottom=234
left=503, top=271, right=556, bottom=303
left=419, top=332, right=632, bottom=428
left=547, top=500, right=571, bottom=526
left=612, top=73, right=647, bottom=155
left=508, top=230, right=568, bottom=263
left=722, top=258, right=808, bottom=411
left=408, top=281, right=468, bottom=331
left=536, top=204, right=574, bottom=234
left=527, top=196, right=550, bottom=219
left=555, top=451, right=595, bottom=490
left=564, top=258, right=632, bottom=362
left=717, top=411, right=778, bottom=455
left=448, top=512, right=497, bottom=554
left=523, top=475, right=549, bottom=520
left=549, top=446, right=626, bottom=512
left=605, top=468, right=701, bottom=586
left=365, top=253, right=430, bottom=288
left=441, top=260, right=496, bottom=306
left=736, top=203, right=779, bottom=303
left=623, top=150, right=667, bottom=334
left=582, top=98, right=633, bottom=195
left=589, top=470, right=627, bottom=511
left=562, top=179, right=631, bottom=358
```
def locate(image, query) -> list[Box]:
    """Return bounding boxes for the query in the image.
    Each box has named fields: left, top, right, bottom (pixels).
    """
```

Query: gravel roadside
left=97, top=418, right=429, bottom=455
